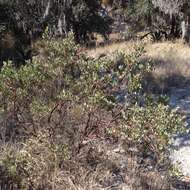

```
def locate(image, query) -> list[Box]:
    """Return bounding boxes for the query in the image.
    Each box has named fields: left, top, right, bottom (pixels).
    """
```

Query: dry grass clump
left=0, top=129, right=69, bottom=189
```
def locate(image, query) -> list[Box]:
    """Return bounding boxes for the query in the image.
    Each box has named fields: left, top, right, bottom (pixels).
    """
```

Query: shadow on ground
left=142, top=57, right=190, bottom=95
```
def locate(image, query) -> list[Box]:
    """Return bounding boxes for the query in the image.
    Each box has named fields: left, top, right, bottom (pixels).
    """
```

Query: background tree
left=152, top=0, right=190, bottom=42
left=112, top=0, right=182, bottom=41
left=0, top=0, right=112, bottom=44
left=124, top=0, right=154, bottom=29
left=69, top=0, right=113, bottom=43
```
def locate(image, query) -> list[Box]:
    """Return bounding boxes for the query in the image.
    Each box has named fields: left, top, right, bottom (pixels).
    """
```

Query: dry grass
left=146, top=40, right=190, bottom=77
left=87, top=39, right=190, bottom=93
left=145, top=40, right=190, bottom=92
left=86, top=32, right=152, bottom=58
left=86, top=40, right=137, bottom=58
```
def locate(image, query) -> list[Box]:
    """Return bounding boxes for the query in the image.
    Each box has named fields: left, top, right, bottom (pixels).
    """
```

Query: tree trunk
left=62, top=13, right=69, bottom=37
left=181, top=14, right=190, bottom=43
left=43, top=0, right=51, bottom=19
left=170, top=15, right=175, bottom=37
left=181, top=20, right=187, bottom=42
left=187, top=15, right=190, bottom=43
left=147, top=0, right=152, bottom=27
left=58, top=16, right=63, bottom=36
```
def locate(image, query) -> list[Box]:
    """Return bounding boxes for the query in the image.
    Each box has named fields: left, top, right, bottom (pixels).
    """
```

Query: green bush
left=0, top=34, right=186, bottom=189
left=119, top=104, right=185, bottom=153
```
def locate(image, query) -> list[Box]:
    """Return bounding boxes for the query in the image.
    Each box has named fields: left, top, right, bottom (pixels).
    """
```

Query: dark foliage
left=0, top=4, right=32, bottom=67
left=152, top=0, right=190, bottom=42
left=70, top=0, right=113, bottom=43
left=0, top=0, right=113, bottom=44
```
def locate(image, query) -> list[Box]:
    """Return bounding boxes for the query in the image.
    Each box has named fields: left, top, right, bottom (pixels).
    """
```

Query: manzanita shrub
left=0, top=34, right=186, bottom=189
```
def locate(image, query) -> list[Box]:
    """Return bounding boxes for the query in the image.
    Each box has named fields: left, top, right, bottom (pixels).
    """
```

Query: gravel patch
left=169, top=87, right=190, bottom=176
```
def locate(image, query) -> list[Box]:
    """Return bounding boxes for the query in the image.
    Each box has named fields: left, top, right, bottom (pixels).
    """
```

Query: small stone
left=119, top=183, right=130, bottom=190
